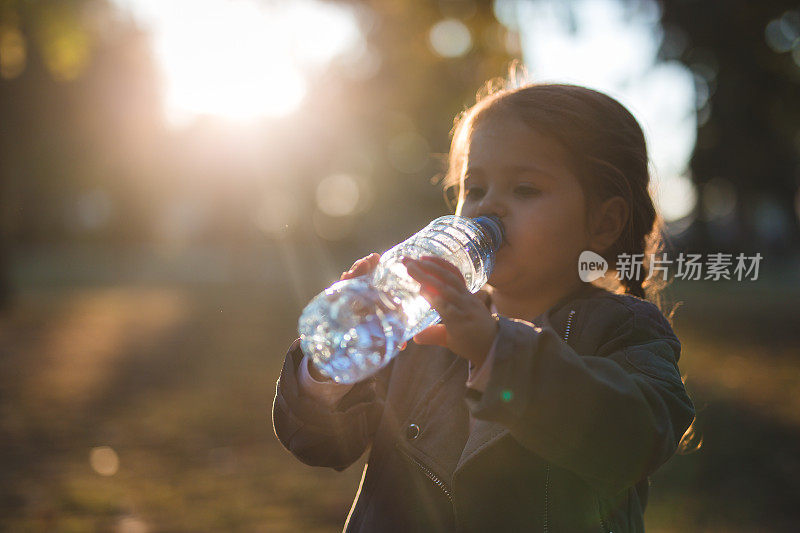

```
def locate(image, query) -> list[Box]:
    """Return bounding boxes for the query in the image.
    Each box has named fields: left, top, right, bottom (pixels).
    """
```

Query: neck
left=486, top=280, right=585, bottom=322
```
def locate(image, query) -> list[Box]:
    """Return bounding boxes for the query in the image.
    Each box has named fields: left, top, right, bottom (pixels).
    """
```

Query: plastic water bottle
left=298, top=214, right=504, bottom=384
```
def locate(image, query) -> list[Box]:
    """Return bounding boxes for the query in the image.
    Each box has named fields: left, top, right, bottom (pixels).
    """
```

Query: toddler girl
left=273, top=74, right=696, bottom=533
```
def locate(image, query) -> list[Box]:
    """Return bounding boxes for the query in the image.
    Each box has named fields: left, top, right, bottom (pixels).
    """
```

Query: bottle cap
left=473, top=215, right=505, bottom=252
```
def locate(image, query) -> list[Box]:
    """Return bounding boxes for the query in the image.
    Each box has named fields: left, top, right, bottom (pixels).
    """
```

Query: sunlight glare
left=114, top=0, right=361, bottom=125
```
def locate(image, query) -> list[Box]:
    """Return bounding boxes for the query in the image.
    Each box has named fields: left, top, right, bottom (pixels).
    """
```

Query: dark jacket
left=272, top=283, right=695, bottom=532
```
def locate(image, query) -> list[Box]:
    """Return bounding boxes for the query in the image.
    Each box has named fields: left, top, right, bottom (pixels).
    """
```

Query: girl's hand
left=401, top=256, right=499, bottom=367
left=340, top=253, right=409, bottom=352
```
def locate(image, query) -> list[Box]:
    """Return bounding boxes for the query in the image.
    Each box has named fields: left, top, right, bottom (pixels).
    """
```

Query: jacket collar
left=484, top=282, right=604, bottom=324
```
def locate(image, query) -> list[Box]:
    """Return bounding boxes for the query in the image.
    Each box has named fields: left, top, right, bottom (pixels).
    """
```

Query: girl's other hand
left=339, top=253, right=410, bottom=352
left=340, top=252, right=381, bottom=281
left=401, top=256, right=498, bottom=367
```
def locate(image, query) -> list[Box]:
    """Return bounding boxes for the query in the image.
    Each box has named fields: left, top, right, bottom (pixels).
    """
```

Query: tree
left=657, top=0, right=800, bottom=255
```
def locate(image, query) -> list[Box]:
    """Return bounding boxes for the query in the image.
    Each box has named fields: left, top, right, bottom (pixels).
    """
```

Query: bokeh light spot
left=316, top=174, right=360, bottom=217
left=74, top=189, right=114, bottom=231
left=702, top=177, right=737, bottom=220
left=428, top=19, right=472, bottom=58
left=90, top=445, right=119, bottom=476
left=387, top=131, right=430, bottom=174
left=653, top=173, right=697, bottom=222
left=116, top=516, right=149, bottom=533
left=501, top=389, right=513, bottom=402
left=37, top=6, right=91, bottom=82
left=0, top=26, right=26, bottom=79
left=765, top=10, right=800, bottom=53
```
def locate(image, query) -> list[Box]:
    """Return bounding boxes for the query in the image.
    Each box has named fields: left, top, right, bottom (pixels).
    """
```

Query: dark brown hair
left=434, top=65, right=700, bottom=455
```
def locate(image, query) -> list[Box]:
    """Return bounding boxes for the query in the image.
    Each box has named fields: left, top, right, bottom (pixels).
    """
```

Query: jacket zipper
left=397, top=308, right=579, bottom=532
left=598, top=495, right=611, bottom=532
left=397, top=446, right=454, bottom=504
left=544, top=308, right=577, bottom=533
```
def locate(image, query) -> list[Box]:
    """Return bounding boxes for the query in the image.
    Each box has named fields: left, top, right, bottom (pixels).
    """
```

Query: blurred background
left=1, top=0, right=799, bottom=531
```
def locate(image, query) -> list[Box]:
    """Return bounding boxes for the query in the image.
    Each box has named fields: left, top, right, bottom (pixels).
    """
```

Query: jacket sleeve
left=463, top=299, right=695, bottom=498
left=466, top=333, right=500, bottom=392
left=272, top=338, right=391, bottom=472
left=297, top=352, right=356, bottom=407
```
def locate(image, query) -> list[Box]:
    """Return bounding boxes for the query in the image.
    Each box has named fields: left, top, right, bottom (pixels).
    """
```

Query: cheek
left=517, top=195, right=588, bottom=259
left=551, top=199, right=591, bottom=270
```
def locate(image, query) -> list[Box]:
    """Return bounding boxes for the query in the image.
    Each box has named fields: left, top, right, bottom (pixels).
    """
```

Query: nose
left=476, top=187, right=508, bottom=220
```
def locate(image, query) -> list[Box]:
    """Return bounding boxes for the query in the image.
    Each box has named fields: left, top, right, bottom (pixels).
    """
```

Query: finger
left=404, top=261, right=460, bottom=302
left=402, top=259, right=466, bottom=296
left=340, top=266, right=362, bottom=280
left=340, top=269, right=361, bottom=280
left=419, top=256, right=467, bottom=288
left=418, top=255, right=464, bottom=278
left=344, top=253, right=379, bottom=278
left=420, top=287, right=465, bottom=323
left=413, top=324, right=448, bottom=347
left=341, top=262, right=361, bottom=280
left=416, top=281, right=465, bottom=322
left=356, top=253, right=380, bottom=272
left=405, top=256, right=466, bottom=289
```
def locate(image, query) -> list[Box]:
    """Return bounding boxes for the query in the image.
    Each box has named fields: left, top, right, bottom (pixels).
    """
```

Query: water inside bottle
left=298, top=215, right=502, bottom=383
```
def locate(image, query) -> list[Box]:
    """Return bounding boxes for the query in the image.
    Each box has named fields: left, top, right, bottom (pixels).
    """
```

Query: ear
left=586, top=196, right=628, bottom=255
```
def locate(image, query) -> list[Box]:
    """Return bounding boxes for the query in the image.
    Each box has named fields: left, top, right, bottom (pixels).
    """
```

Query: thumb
left=413, top=324, right=448, bottom=347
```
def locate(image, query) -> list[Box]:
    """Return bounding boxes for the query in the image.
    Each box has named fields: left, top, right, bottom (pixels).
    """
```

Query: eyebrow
left=464, top=164, right=557, bottom=180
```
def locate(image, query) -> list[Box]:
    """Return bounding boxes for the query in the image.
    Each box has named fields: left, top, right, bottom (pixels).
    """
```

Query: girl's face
left=455, top=111, right=592, bottom=296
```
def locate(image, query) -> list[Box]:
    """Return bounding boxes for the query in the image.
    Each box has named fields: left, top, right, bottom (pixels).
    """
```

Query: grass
left=0, top=274, right=798, bottom=531
left=0, top=283, right=364, bottom=532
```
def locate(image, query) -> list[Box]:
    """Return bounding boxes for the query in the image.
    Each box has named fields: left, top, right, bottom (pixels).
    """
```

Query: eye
left=515, top=185, right=540, bottom=197
left=464, top=187, right=485, bottom=200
